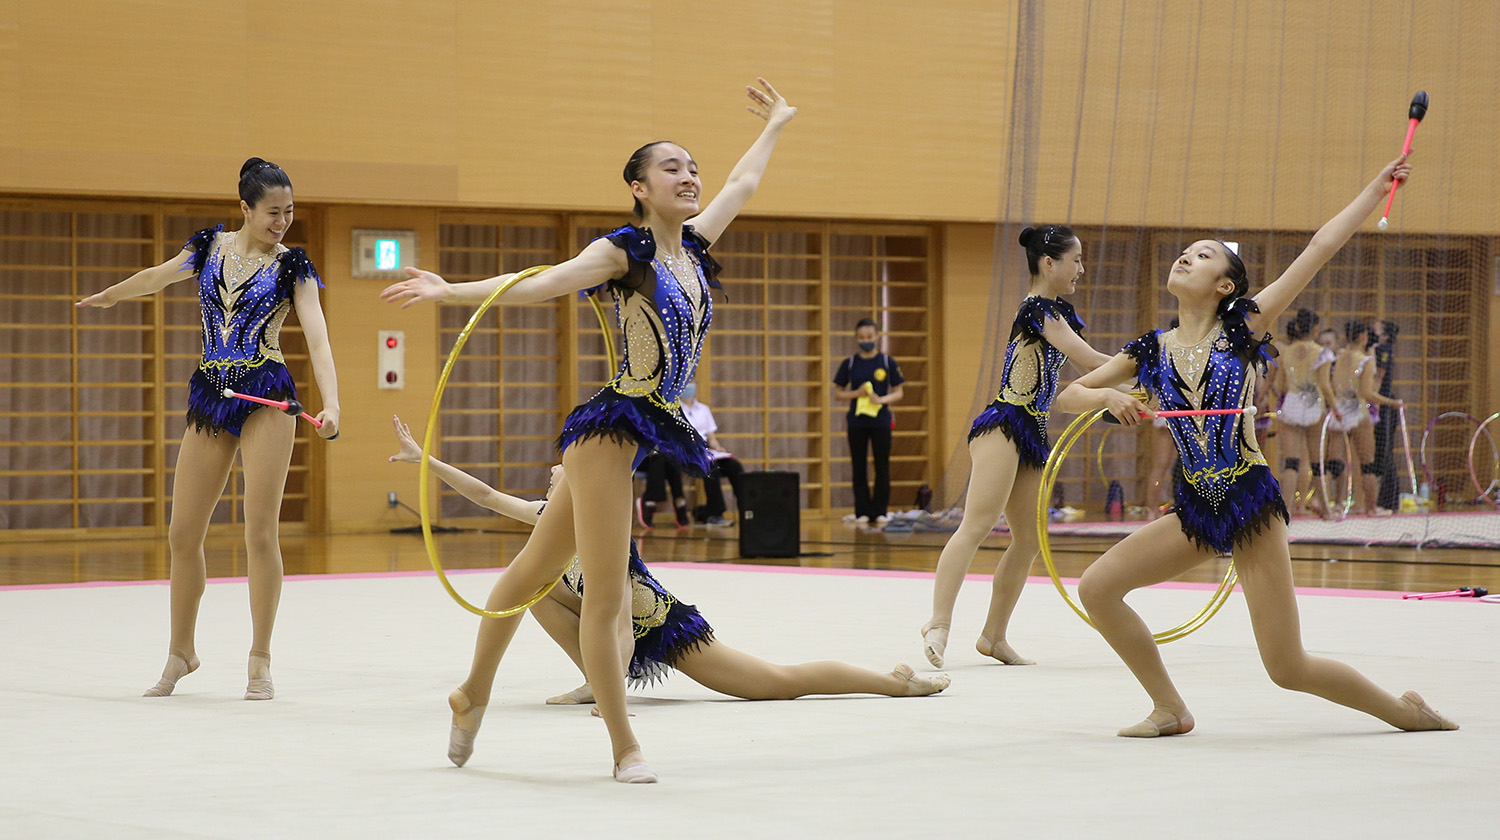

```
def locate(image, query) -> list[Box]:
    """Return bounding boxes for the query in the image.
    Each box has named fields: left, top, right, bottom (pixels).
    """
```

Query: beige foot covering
left=447, top=688, right=487, bottom=767
left=894, top=663, right=951, bottom=696
left=976, top=636, right=1036, bottom=666
left=143, top=653, right=200, bottom=697
left=920, top=622, right=949, bottom=669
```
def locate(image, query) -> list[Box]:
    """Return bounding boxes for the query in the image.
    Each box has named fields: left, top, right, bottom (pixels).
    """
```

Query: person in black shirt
left=1371, top=319, right=1401, bottom=512
left=833, top=318, right=904, bottom=525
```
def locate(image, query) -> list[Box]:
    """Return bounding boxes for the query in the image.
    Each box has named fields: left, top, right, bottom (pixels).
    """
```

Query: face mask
left=858, top=341, right=877, bottom=353
left=680, top=384, right=697, bottom=400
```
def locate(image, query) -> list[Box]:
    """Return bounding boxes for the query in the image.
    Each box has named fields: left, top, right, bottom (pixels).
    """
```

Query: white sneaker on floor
left=874, top=515, right=890, bottom=526
left=843, top=514, right=870, bottom=524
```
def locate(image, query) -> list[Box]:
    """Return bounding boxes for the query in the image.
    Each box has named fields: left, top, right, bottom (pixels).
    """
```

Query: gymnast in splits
left=389, top=417, right=950, bottom=704
left=381, top=79, right=795, bottom=783
left=78, top=159, right=340, bottom=701
left=1055, top=153, right=1456, bottom=736
left=920, top=225, right=1115, bottom=668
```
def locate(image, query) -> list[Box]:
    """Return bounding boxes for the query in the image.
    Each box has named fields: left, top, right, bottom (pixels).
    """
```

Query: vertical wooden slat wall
left=0, top=197, right=318, bottom=537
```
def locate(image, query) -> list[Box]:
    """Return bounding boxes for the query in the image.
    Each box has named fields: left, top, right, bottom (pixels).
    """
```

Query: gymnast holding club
left=1054, top=148, right=1457, bottom=737
left=77, top=158, right=340, bottom=701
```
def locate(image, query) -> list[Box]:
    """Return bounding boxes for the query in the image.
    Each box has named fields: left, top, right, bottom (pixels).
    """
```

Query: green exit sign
left=375, top=239, right=400, bottom=271
left=352, top=229, right=417, bottom=278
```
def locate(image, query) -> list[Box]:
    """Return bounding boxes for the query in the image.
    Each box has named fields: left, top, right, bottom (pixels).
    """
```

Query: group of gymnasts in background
left=76, top=78, right=1456, bottom=786
left=1273, top=308, right=1405, bottom=517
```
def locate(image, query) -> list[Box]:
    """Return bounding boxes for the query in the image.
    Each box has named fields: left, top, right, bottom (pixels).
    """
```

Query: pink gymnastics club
left=1378, top=91, right=1428, bottom=231
left=221, top=388, right=335, bottom=438
left=1401, top=586, right=1487, bottom=600
left=1150, top=407, right=1258, bottom=418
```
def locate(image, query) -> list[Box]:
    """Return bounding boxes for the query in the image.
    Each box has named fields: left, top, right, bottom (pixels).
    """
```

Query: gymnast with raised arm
left=1054, top=154, right=1456, bottom=737
left=380, top=80, right=795, bottom=783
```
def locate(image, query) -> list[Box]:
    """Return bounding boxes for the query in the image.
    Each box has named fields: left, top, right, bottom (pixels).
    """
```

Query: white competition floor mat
left=2, top=563, right=1495, bottom=839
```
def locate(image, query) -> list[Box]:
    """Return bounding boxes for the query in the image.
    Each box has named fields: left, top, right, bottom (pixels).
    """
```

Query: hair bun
left=1018, top=227, right=1037, bottom=248
left=240, top=157, right=267, bottom=179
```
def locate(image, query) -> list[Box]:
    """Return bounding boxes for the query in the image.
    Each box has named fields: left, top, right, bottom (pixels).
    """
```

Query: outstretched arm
left=687, top=78, right=797, bottom=245
left=388, top=416, right=544, bottom=525
left=1052, top=353, right=1149, bottom=425
left=1249, top=154, right=1411, bottom=333
left=76, top=249, right=198, bottom=308
left=381, top=238, right=628, bottom=309
left=1042, top=318, right=1115, bottom=372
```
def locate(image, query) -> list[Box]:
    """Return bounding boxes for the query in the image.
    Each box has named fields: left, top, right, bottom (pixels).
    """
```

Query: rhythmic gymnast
left=1273, top=308, right=1333, bottom=516
left=380, top=79, right=796, bottom=782
left=1055, top=153, right=1456, bottom=736
left=388, top=417, right=950, bottom=706
left=920, top=226, right=1118, bottom=668
left=78, top=159, right=340, bottom=700
left=1321, top=321, right=1402, bottom=515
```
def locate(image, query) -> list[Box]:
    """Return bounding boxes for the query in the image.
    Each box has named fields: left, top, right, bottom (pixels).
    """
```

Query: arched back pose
left=920, top=226, right=1115, bottom=668
left=1321, top=322, right=1402, bottom=515
left=1273, top=308, right=1332, bottom=515
left=78, top=159, right=340, bottom=700
left=388, top=417, right=949, bottom=704
left=1055, top=154, right=1456, bottom=736
left=380, top=80, right=795, bottom=783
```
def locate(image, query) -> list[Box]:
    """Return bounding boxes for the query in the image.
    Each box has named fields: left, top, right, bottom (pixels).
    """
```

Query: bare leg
left=923, top=432, right=1020, bottom=666
left=447, top=472, right=582, bottom=766
left=1278, top=420, right=1307, bottom=513
left=144, top=426, right=237, bottom=696
left=976, top=465, right=1042, bottom=665
left=1234, top=517, right=1455, bottom=730
left=1076, top=515, right=1216, bottom=735
left=1353, top=422, right=1378, bottom=515
left=532, top=588, right=587, bottom=676
left=1298, top=424, right=1322, bottom=512
left=536, top=584, right=634, bottom=705
left=236, top=408, right=295, bottom=699
left=674, top=642, right=949, bottom=699
left=563, top=437, right=650, bottom=779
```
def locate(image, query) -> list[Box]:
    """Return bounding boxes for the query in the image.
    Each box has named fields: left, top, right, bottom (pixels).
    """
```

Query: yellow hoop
left=1036, top=409, right=1238, bottom=644
left=419, top=266, right=620, bottom=618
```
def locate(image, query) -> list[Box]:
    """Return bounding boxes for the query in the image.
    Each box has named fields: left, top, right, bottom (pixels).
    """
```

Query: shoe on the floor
left=674, top=500, right=690, bottom=528
left=705, top=515, right=732, bottom=527
left=636, top=498, right=655, bottom=529
left=874, top=515, right=890, bottom=526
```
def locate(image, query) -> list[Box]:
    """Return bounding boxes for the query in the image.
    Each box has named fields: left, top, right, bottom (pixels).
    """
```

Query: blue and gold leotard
left=968, top=296, right=1085, bottom=469
left=1124, top=298, right=1288, bottom=554
left=180, top=226, right=320, bottom=436
left=557, top=224, right=722, bottom=477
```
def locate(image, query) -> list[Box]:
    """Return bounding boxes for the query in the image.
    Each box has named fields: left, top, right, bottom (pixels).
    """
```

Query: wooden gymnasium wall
left=2, top=1, right=1498, bottom=533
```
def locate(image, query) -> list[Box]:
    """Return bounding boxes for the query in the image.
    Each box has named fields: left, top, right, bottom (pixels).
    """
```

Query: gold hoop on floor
left=419, top=266, right=619, bottom=618
left=1036, top=409, right=1238, bottom=644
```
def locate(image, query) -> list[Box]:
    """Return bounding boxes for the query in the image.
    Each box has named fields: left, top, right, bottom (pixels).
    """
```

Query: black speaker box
left=738, top=471, right=800, bottom=558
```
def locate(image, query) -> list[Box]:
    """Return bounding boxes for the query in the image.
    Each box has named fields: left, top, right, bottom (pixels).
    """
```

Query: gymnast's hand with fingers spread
left=389, top=415, right=422, bottom=463
left=380, top=267, right=454, bottom=309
